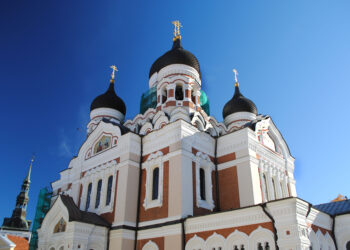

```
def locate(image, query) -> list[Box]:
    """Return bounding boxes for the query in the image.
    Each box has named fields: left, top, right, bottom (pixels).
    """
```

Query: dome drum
left=224, top=111, right=257, bottom=129
left=90, top=107, right=125, bottom=122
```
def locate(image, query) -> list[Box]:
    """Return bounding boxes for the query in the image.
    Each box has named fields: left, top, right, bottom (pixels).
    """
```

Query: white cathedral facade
left=37, top=25, right=350, bottom=250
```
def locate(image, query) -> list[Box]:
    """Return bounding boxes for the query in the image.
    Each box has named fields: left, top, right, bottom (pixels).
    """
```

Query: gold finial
left=233, top=68, right=239, bottom=87
left=110, top=65, right=118, bottom=80
left=172, top=20, right=182, bottom=41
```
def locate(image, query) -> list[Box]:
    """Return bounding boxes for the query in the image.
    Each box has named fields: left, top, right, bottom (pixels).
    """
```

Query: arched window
left=346, top=241, right=350, bottom=250
left=263, top=173, right=269, bottom=201
left=106, top=175, right=113, bottom=206
left=95, top=179, right=102, bottom=208
left=175, top=84, right=184, bottom=100
left=152, top=168, right=159, bottom=200
left=85, top=183, right=92, bottom=211
left=200, top=168, right=206, bottom=200
left=258, top=243, right=264, bottom=250
left=161, top=87, right=167, bottom=104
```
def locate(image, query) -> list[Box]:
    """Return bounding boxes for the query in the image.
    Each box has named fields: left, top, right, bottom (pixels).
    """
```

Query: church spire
left=24, top=156, right=34, bottom=183
left=1, top=157, right=34, bottom=231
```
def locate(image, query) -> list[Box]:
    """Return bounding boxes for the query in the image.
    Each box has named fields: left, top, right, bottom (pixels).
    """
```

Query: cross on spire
left=110, top=65, right=118, bottom=80
left=172, top=20, right=182, bottom=41
left=233, top=68, right=239, bottom=87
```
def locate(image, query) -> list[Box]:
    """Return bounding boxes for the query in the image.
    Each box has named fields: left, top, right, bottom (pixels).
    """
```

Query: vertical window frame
left=195, top=152, right=215, bottom=211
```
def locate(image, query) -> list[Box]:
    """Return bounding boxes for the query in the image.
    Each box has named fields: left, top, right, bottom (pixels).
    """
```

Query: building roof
left=60, top=195, right=111, bottom=227
left=90, top=79, right=126, bottom=115
left=314, top=199, right=350, bottom=216
left=149, top=39, right=200, bottom=78
left=7, top=235, right=29, bottom=250
left=222, top=84, right=257, bottom=119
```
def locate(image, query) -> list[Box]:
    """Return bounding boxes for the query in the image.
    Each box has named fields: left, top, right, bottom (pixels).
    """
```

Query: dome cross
left=110, top=65, right=118, bottom=80
left=233, top=68, right=239, bottom=86
left=172, top=20, right=182, bottom=41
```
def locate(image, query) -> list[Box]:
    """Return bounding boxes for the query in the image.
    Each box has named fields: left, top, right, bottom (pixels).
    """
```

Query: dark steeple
left=1, top=157, right=34, bottom=231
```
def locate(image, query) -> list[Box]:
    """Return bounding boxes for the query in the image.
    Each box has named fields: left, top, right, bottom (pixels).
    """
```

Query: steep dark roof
left=223, top=84, right=257, bottom=119
left=149, top=39, right=200, bottom=78
left=90, top=80, right=126, bottom=115
left=60, top=195, right=110, bottom=227
left=314, top=199, right=350, bottom=216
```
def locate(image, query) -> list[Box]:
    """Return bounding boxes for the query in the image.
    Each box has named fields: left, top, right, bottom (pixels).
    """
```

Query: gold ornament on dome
left=110, top=65, right=118, bottom=80
left=233, top=68, right=239, bottom=87
left=172, top=20, right=182, bottom=41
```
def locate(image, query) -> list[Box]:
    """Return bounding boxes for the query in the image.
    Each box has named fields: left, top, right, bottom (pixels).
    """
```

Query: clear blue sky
left=1, top=1, right=349, bottom=225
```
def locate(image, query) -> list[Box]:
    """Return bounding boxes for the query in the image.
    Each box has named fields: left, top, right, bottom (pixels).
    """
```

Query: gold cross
left=233, top=68, right=238, bottom=83
left=172, top=20, right=182, bottom=41
left=110, top=65, right=118, bottom=80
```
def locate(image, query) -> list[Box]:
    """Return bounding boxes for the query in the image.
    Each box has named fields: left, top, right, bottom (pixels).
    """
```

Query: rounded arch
left=185, top=235, right=205, bottom=250
left=225, top=230, right=249, bottom=250
left=204, top=232, right=225, bottom=250
left=142, top=240, right=159, bottom=250
left=249, top=226, right=275, bottom=250
left=140, top=122, right=153, bottom=135
left=153, top=114, right=169, bottom=130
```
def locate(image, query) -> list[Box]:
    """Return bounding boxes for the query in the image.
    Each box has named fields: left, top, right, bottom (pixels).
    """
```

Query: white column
left=259, top=160, right=267, bottom=202
left=266, top=165, right=275, bottom=200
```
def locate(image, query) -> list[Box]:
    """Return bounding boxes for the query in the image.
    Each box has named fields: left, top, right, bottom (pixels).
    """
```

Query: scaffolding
left=29, top=187, right=52, bottom=250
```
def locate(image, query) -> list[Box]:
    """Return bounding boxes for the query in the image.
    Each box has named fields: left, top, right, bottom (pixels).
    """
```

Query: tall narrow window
left=85, top=183, right=92, bottom=211
left=161, top=87, right=167, bottom=104
left=258, top=243, right=263, bottom=250
left=346, top=241, right=350, bottom=250
left=152, top=168, right=159, bottom=200
left=200, top=168, right=206, bottom=200
left=175, top=85, right=183, bottom=100
left=95, top=179, right=102, bottom=208
left=106, top=175, right=113, bottom=206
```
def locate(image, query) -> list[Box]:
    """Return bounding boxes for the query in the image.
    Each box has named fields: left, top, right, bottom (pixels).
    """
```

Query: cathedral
left=36, top=22, right=350, bottom=250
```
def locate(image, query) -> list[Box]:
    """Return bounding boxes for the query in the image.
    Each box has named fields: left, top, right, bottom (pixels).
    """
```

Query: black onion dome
left=90, top=80, right=126, bottom=115
left=222, top=84, right=257, bottom=119
left=149, top=39, right=200, bottom=78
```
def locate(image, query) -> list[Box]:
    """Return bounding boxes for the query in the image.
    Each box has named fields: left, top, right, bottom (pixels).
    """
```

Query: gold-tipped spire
left=233, top=68, right=239, bottom=87
left=172, top=20, right=182, bottom=41
left=110, top=65, right=118, bottom=81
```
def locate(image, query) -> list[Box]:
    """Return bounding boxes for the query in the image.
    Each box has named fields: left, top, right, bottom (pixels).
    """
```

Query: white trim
left=138, top=215, right=182, bottom=227
left=195, top=152, right=215, bottom=211
left=90, top=107, right=124, bottom=121
left=143, top=151, right=164, bottom=210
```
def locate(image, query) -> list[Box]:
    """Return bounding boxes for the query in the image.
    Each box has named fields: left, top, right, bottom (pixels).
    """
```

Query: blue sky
left=0, top=1, right=349, bottom=225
